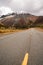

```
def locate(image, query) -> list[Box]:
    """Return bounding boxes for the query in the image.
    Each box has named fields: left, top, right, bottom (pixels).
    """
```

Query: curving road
left=0, top=28, right=43, bottom=65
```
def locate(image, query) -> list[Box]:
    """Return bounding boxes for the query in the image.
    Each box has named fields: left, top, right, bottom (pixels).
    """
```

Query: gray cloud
left=0, top=0, right=43, bottom=16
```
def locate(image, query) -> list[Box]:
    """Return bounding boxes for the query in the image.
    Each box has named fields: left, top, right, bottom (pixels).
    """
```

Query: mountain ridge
left=0, top=13, right=43, bottom=28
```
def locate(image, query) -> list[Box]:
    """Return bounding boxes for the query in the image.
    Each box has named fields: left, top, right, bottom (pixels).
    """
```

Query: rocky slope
left=0, top=13, right=43, bottom=28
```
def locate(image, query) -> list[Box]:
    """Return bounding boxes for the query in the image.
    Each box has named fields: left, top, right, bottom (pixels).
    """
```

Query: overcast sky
left=0, top=0, right=43, bottom=16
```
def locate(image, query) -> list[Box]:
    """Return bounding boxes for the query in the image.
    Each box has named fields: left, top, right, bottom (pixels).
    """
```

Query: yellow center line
left=21, top=53, right=29, bottom=65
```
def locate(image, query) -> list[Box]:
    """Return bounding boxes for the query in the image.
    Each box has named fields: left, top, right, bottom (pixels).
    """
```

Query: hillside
left=0, top=13, right=43, bottom=28
left=34, top=16, right=43, bottom=24
left=33, top=16, right=43, bottom=27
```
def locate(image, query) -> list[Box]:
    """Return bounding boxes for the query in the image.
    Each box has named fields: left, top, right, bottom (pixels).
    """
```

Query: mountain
left=33, top=16, right=43, bottom=27
left=0, top=13, right=43, bottom=28
left=34, top=16, right=43, bottom=24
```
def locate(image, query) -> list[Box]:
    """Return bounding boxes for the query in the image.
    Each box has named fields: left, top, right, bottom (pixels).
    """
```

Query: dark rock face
left=35, top=16, right=43, bottom=24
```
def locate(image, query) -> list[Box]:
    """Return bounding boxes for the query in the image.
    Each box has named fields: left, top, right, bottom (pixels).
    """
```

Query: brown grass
left=0, top=29, right=24, bottom=33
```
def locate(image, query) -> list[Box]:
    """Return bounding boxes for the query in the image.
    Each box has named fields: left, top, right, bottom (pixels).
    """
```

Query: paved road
left=0, top=28, right=43, bottom=65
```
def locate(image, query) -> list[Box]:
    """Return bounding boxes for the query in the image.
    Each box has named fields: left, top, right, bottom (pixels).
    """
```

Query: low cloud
left=0, top=6, right=13, bottom=15
left=0, top=0, right=43, bottom=16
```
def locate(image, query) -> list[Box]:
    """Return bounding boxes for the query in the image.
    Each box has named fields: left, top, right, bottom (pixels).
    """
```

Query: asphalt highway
left=0, top=28, right=43, bottom=65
